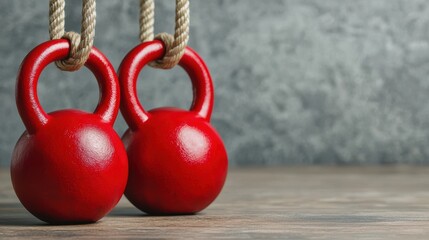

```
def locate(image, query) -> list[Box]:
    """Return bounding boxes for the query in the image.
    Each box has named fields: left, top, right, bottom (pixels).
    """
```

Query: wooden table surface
left=1, top=166, right=429, bottom=239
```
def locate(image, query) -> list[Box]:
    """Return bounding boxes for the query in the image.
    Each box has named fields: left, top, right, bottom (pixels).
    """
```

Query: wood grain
left=1, top=166, right=429, bottom=239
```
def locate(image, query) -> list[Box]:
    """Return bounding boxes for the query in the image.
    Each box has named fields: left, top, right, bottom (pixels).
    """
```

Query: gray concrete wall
left=2, top=0, right=429, bottom=166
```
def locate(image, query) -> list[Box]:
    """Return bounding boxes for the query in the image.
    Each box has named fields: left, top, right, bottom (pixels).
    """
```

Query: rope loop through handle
left=139, top=0, right=189, bottom=69
left=49, top=0, right=96, bottom=71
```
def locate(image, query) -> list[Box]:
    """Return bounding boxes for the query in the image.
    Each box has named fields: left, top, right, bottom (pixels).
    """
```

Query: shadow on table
left=108, top=206, right=198, bottom=218
left=0, top=203, right=198, bottom=226
left=108, top=206, right=146, bottom=217
left=0, top=202, right=45, bottom=226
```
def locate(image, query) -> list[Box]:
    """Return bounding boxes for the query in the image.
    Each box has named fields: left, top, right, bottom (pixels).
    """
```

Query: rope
left=49, top=0, right=96, bottom=71
left=140, top=0, right=189, bottom=69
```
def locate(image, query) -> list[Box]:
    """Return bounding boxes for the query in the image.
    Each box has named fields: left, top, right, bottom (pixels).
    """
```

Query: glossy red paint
left=119, top=40, right=228, bottom=215
left=11, top=40, right=128, bottom=224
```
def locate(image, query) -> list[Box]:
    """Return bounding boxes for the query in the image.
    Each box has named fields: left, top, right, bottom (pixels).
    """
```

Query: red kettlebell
left=119, top=40, right=228, bottom=215
left=11, top=39, right=128, bottom=224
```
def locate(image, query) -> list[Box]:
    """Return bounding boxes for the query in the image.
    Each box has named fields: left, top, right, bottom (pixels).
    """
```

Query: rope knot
left=55, top=32, right=84, bottom=71
left=140, top=0, right=189, bottom=69
left=49, top=0, right=96, bottom=72
left=149, top=33, right=176, bottom=69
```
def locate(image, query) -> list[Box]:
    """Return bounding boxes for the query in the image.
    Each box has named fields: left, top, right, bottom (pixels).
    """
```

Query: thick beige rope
left=140, top=0, right=189, bottom=69
left=49, top=0, right=96, bottom=71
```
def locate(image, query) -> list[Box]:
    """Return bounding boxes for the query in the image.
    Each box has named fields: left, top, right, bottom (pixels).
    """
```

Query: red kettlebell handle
left=16, top=39, right=120, bottom=134
left=119, top=40, right=214, bottom=131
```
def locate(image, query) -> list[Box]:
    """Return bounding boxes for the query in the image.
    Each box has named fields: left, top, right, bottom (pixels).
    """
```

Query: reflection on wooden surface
left=1, top=167, right=429, bottom=239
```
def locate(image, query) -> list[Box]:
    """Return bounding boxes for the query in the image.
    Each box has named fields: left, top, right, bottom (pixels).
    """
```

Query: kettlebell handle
left=119, top=40, right=214, bottom=131
left=16, top=39, right=120, bottom=134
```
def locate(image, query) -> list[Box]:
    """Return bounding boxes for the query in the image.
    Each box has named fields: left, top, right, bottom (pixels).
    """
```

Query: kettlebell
left=119, top=40, right=228, bottom=215
left=11, top=39, right=128, bottom=224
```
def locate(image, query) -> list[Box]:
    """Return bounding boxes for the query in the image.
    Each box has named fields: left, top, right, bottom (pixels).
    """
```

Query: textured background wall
left=2, top=0, right=429, bottom=166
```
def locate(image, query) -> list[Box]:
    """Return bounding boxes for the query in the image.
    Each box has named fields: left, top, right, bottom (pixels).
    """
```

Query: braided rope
left=139, top=0, right=189, bottom=69
left=49, top=0, right=96, bottom=71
